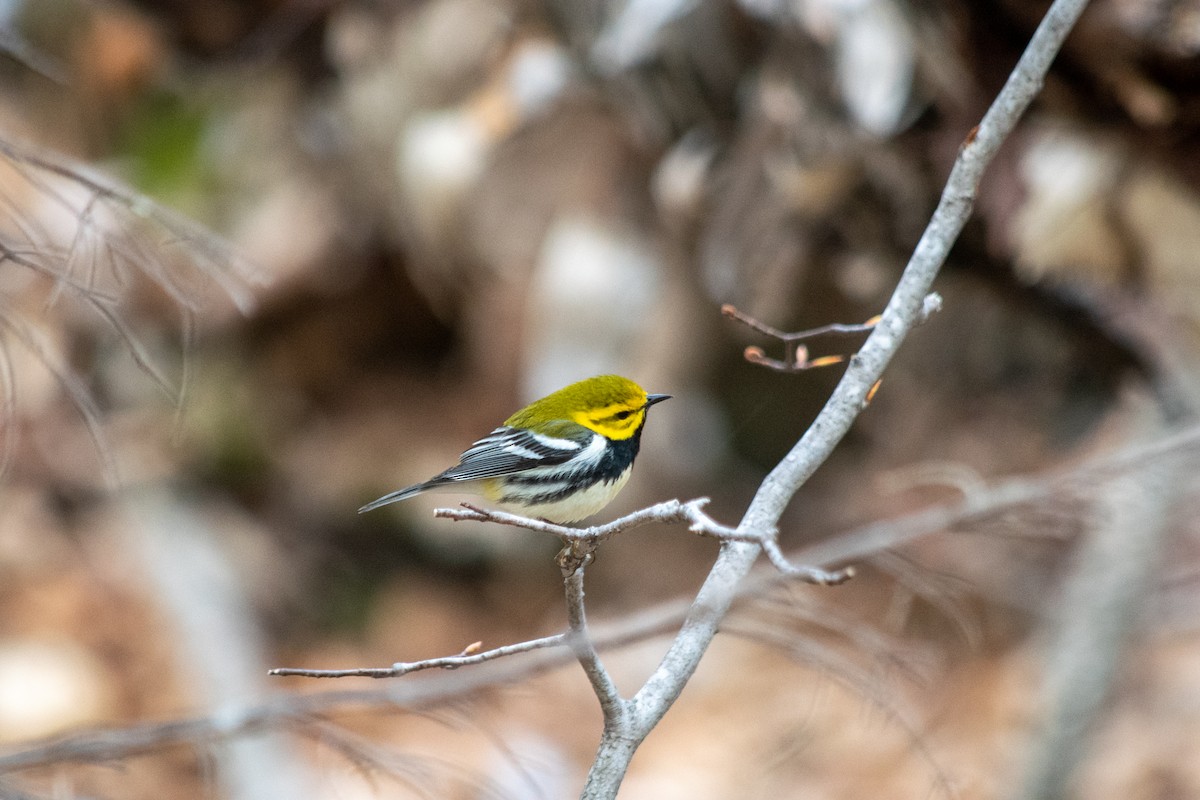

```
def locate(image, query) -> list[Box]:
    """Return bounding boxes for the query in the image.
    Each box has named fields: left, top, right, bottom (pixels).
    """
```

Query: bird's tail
left=357, top=482, right=430, bottom=514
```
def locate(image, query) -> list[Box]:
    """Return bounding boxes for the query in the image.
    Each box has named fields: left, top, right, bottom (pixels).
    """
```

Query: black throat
left=591, top=426, right=643, bottom=482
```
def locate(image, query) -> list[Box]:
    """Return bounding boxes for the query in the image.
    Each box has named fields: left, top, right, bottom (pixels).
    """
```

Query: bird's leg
left=557, top=540, right=596, bottom=575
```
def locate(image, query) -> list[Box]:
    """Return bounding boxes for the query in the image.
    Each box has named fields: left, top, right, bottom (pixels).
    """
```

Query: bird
left=358, top=375, right=670, bottom=524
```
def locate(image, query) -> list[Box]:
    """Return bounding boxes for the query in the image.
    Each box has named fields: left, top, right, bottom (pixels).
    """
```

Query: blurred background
left=2, top=0, right=1200, bottom=797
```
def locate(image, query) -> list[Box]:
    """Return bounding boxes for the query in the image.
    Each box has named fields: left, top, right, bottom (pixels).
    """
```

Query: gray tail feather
left=357, top=482, right=430, bottom=514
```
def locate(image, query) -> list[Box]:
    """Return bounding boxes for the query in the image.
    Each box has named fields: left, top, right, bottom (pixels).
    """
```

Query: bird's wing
left=433, top=426, right=590, bottom=482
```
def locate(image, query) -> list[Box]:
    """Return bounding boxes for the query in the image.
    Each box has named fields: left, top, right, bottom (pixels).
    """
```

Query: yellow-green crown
left=506, top=375, right=669, bottom=440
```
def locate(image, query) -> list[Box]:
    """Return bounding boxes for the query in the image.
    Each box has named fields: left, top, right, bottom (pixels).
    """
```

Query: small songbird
left=358, top=375, right=671, bottom=524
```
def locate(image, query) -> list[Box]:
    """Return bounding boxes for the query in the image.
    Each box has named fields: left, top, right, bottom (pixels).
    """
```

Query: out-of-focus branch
left=0, top=295, right=114, bottom=481
left=1011, top=455, right=1183, bottom=800
left=0, top=134, right=260, bottom=482
left=0, top=136, right=259, bottom=314
left=1004, top=273, right=1200, bottom=795
left=0, top=686, right=469, bottom=775
left=0, top=28, right=69, bottom=85
left=792, top=423, right=1200, bottom=569
left=125, top=493, right=313, bottom=799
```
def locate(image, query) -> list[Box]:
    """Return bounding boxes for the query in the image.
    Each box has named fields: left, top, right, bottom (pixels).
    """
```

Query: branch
left=438, top=499, right=748, bottom=579
left=721, top=294, right=943, bottom=373
left=435, top=498, right=732, bottom=543
left=721, top=304, right=881, bottom=341
left=270, top=635, right=568, bottom=679
left=582, top=0, right=1094, bottom=795
left=0, top=683, right=498, bottom=775
left=0, top=134, right=262, bottom=484
left=7, top=423, right=1198, bottom=777
left=268, top=499, right=848, bottom=681
left=721, top=303, right=879, bottom=372
left=563, top=564, right=627, bottom=722
left=790, top=423, right=1200, bottom=569
left=1011, top=459, right=1183, bottom=800
left=436, top=499, right=852, bottom=584
left=0, top=135, right=259, bottom=313
left=2, top=601, right=704, bottom=775
left=271, top=420, right=1188, bottom=682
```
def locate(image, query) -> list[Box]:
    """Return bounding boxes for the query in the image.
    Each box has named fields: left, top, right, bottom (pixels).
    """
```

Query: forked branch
left=436, top=499, right=852, bottom=583
left=264, top=0, right=1091, bottom=795
left=582, top=0, right=1094, bottom=795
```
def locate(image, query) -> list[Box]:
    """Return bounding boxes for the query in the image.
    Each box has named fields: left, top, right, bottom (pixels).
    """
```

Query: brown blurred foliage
left=2, top=0, right=1200, bottom=797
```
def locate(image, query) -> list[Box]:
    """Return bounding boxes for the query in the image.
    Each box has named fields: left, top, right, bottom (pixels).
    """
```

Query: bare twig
left=760, top=538, right=856, bottom=585
left=270, top=634, right=569, bottom=679
left=436, top=499, right=851, bottom=584
left=721, top=294, right=943, bottom=373
left=722, top=303, right=876, bottom=372
left=435, top=498, right=733, bottom=544
left=722, top=303, right=881, bottom=341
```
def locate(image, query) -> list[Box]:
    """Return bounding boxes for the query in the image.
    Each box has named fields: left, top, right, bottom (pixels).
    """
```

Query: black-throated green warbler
left=358, top=375, right=671, bottom=524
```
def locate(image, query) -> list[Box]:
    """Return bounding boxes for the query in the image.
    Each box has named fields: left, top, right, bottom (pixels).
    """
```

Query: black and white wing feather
left=439, top=426, right=587, bottom=481
left=357, top=426, right=588, bottom=513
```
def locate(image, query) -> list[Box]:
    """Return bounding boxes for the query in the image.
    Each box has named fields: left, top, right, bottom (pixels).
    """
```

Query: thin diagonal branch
left=582, top=0, right=1094, bottom=795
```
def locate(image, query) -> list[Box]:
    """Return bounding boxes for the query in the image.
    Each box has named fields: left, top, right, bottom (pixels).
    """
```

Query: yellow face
left=571, top=398, right=647, bottom=441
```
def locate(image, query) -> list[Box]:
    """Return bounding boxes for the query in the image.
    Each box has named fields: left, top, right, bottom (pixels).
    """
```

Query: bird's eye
left=614, top=410, right=633, bottom=420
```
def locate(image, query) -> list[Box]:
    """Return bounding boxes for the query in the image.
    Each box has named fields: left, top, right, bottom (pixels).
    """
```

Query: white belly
left=493, top=469, right=632, bottom=524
